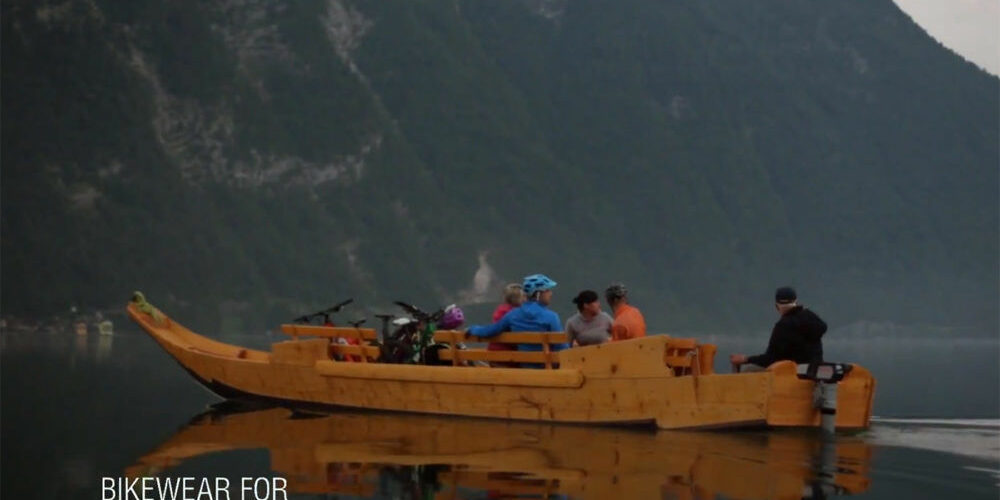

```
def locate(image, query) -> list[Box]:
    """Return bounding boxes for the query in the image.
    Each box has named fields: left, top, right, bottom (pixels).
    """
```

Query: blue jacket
left=468, top=301, right=569, bottom=352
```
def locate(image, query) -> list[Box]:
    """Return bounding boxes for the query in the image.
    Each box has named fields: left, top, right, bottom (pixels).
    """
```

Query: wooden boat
left=127, top=405, right=872, bottom=499
left=126, top=294, right=876, bottom=430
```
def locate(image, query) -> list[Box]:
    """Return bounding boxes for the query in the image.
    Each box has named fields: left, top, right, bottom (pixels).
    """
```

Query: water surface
left=2, top=326, right=997, bottom=499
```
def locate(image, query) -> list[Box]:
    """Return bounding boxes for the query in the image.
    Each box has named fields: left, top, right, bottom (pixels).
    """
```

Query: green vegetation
left=2, top=0, right=996, bottom=335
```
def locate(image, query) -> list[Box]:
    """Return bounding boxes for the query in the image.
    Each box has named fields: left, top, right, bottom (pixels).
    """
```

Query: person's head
left=605, top=283, right=628, bottom=308
left=523, top=274, right=557, bottom=306
left=503, top=283, right=525, bottom=307
left=774, top=286, right=798, bottom=314
left=572, top=290, right=601, bottom=317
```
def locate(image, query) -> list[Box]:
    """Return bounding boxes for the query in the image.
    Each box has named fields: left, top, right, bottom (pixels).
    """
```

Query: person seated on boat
left=605, top=283, right=647, bottom=341
left=488, top=283, right=526, bottom=367
left=492, top=283, right=525, bottom=321
left=465, top=274, right=569, bottom=366
left=565, top=290, right=613, bottom=347
left=729, top=286, right=827, bottom=373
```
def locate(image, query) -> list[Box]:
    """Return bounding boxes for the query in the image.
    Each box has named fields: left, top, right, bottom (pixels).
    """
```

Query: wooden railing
left=432, top=330, right=569, bottom=369
left=279, top=324, right=380, bottom=362
left=280, top=324, right=378, bottom=341
left=279, top=323, right=715, bottom=374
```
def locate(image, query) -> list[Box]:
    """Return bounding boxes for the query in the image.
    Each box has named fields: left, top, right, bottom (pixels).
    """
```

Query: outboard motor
left=796, top=363, right=853, bottom=435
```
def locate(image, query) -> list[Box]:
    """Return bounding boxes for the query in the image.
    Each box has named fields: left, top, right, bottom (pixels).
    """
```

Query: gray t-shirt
left=565, top=311, right=613, bottom=346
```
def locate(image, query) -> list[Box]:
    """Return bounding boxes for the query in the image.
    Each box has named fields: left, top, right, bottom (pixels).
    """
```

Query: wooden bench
left=432, top=330, right=570, bottom=369
left=279, top=324, right=381, bottom=362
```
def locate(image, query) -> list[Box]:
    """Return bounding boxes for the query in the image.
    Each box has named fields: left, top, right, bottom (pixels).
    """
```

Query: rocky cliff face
left=2, top=0, right=997, bottom=334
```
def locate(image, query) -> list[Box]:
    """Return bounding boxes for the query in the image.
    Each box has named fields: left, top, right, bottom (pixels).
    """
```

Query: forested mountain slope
left=3, top=0, right=996, bottom=334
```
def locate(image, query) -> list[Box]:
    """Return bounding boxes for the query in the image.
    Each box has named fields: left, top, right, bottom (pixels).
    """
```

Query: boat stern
left=765, top=361, right=876, bottom=430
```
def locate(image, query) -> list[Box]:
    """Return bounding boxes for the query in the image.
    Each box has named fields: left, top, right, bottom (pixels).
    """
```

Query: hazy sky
left=893, top=0, right=999, bottom=75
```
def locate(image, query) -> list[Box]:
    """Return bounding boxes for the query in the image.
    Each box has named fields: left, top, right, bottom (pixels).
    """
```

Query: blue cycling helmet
left=522, top=274, right=557, bottom=296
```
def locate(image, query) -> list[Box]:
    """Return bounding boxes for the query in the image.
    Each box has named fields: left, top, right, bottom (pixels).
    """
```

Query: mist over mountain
left=2, top=0, right=997, bottom=335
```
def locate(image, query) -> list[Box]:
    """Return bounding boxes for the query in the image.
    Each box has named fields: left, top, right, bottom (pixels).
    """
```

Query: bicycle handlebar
left=393, top=301, right=447, bottom=323
left=323, top=298, right=353, bottom=314
left=292, top=298, right=354, bottom=324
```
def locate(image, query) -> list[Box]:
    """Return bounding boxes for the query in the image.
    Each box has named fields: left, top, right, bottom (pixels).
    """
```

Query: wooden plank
left=542, top=335, right=552, bottom=369
left=664, top=355, right=693, bottom=368
left=432, top=330, right=462, bottom=344
left=558, top=335, right=676, bottom=378
left=280, top=324, right=378, bottom=340
left=664, top=337, right=699, bottom=376
left=272, top=339, right=330, bottom=365
left=664, top=338, right=697, bottom=349
left=697, top=344, right=717, bottom=375
left=433, top=330, right=569, bottom=345
left=314, top=361, right=584, bottom=388
left=329, top=344, right=381, bottom=360
left=437, top=349, right=555, bottom=364
left=450, top=330, right=461, bottom=366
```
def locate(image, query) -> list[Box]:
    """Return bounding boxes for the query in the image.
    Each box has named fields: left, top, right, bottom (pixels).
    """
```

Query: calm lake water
left=2, top=325, right=998, bottom=499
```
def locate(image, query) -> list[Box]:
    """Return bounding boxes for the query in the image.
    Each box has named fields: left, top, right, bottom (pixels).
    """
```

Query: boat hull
left=127, top=303, right=875, bottom=430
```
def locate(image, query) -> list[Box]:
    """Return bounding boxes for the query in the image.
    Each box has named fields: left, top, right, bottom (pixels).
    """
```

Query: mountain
left=2, top=0, right=997, bottom=335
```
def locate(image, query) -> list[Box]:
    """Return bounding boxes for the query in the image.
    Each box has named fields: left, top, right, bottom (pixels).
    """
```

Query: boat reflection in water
left=127, top=405, right=871, bottom=499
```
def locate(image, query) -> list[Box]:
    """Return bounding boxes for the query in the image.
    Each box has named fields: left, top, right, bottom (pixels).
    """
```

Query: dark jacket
left=747, top=306, right=826, bottom=367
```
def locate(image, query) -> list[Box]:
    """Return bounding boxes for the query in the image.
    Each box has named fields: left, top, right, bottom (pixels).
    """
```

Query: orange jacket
left=611, top=303, right=647, bottom=341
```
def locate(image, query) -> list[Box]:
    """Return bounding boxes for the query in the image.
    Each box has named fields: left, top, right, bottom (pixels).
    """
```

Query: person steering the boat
left=729, top=286, right=827, bottom=373
left=605, top=283, right=647, bottom=341
left=465, top=274, right=569, bottom=364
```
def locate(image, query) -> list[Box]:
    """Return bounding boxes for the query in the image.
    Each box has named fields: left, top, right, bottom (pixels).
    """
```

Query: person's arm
left=811, top=310, right=828, bottom=334
left=747, top=323, right=792, bottom=367
left=611, top=321, right=629, bottom=341
left=468, top=313, right=511, bottom=338
left=565, top=320, right=578, bottom=346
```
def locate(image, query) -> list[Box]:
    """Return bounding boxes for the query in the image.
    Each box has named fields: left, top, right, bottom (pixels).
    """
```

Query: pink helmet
left=437, top=304, right=465, bottom=329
